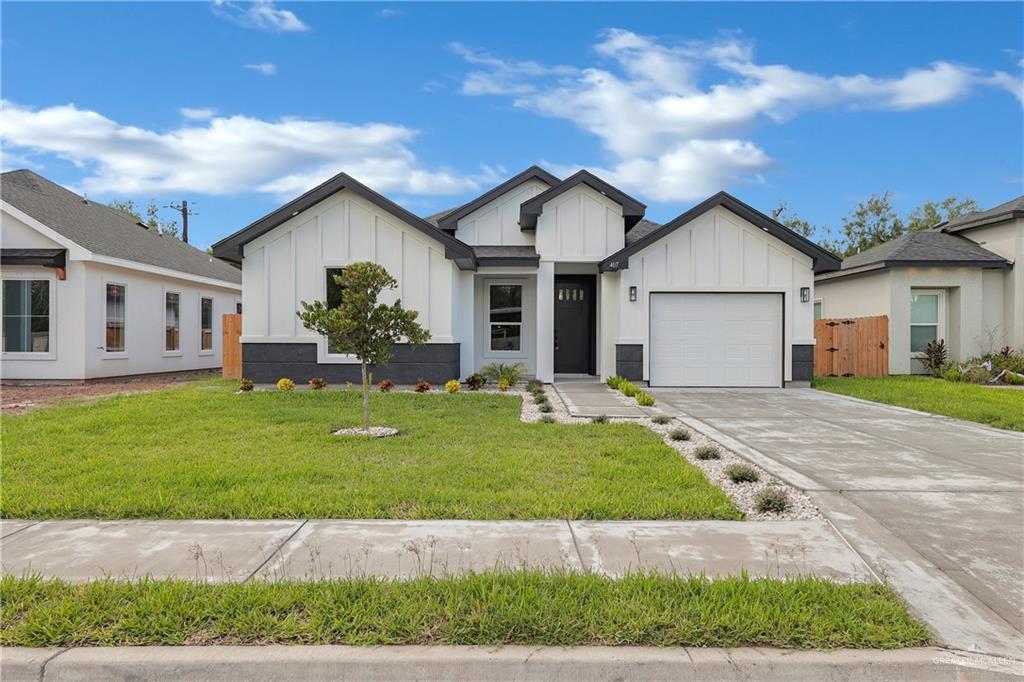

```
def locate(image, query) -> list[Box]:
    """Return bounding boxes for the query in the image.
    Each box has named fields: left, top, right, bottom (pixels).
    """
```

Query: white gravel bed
left=333, top=426, right=399, bottom=438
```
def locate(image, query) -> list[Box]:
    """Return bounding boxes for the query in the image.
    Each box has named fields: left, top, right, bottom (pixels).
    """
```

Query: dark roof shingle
left=840, top=230, right=1009, bottom=270
left=939, top=195, right=1024, bottom=233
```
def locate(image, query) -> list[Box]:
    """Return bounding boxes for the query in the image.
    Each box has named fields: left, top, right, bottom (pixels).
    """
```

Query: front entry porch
left=553, top=376, right=657, bottom=418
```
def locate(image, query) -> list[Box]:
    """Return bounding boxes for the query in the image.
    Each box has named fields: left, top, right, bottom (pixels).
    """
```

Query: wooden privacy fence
left=222, top=313, right=242, bottom=379
left=814, top=315, right=889, bottom=377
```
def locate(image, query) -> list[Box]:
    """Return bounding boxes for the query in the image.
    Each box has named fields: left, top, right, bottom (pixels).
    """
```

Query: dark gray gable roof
left=938, top=195, right=1024, bottom=234
left=817, top=230, right=1011, bottom=281
left=1, top=170, right=241, bottom=284
left=519, top=170, right=646, bottom=231
left=435, top=165, right=561, bottom=233
left=471, top=245, right=539, bottom=267
left=211, top=171, right=475, bottom=269
left=625, top=218, right=661, bottom=245
left=600, top=191, right=841, bottom=274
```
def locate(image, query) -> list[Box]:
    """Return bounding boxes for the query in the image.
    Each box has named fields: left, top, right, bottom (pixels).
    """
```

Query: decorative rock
left=333, top=426, right=399, bottom=438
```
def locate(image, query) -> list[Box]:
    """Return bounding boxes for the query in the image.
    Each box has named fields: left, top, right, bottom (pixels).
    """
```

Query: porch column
left=536, top=261, right=554, bottom=382
left=455, top=270, right=475, bottom=379
left=599, top=272, right=619, bottom=379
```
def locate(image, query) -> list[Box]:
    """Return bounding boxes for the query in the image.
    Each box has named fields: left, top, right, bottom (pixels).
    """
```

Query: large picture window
left=325, top=268, right=345, bottom=353
left=200, top=297, right=214, bottom=351
left=489, top=284, right=522, bottom=352
left=105, top=283, right=125, bottom=352
left=165, top=292, right=180, bottom=352
left=910, top=290, right=941, bottom=354
left=2, top=280, right=50, bottom=353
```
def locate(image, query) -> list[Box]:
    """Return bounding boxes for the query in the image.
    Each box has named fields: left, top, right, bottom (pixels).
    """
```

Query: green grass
left=0, top=573, right=930, bottom=649
left=812, top=375, right=1024, bottom=432
left=0, top=381, right=740, bottom=520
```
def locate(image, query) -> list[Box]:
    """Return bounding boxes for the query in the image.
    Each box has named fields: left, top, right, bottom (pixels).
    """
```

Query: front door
left=554, top=276, right=596, bottom=374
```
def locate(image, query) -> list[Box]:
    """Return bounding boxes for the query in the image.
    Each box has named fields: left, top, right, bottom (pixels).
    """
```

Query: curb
left=3, top=645, right=1021, bottom=681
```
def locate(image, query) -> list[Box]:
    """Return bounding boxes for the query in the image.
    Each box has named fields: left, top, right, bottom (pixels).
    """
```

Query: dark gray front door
left=554, top=276, right=595, bottom=374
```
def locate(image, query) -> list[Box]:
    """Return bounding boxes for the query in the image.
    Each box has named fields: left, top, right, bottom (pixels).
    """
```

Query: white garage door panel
left=650, top=293, right=782, bottom=387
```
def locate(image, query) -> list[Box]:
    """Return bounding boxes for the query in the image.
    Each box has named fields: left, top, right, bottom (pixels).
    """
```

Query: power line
left=165, top=200, right=198, bottom=243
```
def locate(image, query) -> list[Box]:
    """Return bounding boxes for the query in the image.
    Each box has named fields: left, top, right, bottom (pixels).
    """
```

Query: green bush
left=606, top=375, right=624, bottom=390
left=987, top=347, right=1024, bottom=375
left=940, top=365, right=962, bottom=382
left=591, top=415, right=609, bottom=424
left=527, top=379, right=544, bottom=392
left=620, top=381, right=638, bottom=398
left=635, top=391, right=655, bottom=407
left=694, top=445, right=720, bottom=460
left=726, top=464, right=760, bottom=483
left=481, top=363, right=524, bottom=387
left=1002, top=371, right=1024, bottom=385
left=669, top=428, right=690, bottom=441
left=651, top=415, right=671, bottom=425
left=539, top=403, right=553, bottom=413
left=961, top=366, right=992, bottom=384
left=755, top=488, right=790, bottom=514
left=465, top=374, right=486, bottom=391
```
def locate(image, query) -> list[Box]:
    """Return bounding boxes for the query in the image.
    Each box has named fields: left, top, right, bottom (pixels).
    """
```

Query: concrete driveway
left=649, top=387, right=1024, bottom=658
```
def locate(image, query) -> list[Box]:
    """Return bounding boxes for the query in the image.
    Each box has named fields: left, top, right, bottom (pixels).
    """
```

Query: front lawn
left=1, top=381, right=739, bottom=520
left=0, top=573, right=930, bottom=649
left=813, top=375, right=1024, bottom=431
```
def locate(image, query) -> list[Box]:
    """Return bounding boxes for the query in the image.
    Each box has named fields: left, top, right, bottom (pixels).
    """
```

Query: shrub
left=694, top=445, right=720, bottom=460
left=534, top=394, right=549, bottom=405
left=591, top=415, right=609, bottom=424
left=651, top=415, right=671, bottom=425
left=539, top=415, right=556, bottom=423
left=539, top=403, right=553, bottom=413
left=941, top=365, right=962, bottom=382
left=465, top=374, right=486, bottom=391
left=239, top=378, right=254, bottom=392
left=755, top=488, right=790, bottom=514
left=669, top=428, right=690, bottom=441
left=606, top=375, right=624, bottom=390
left=1002, top=371, right=1024, bottom=385
left=276, top=378, right=295, bottom=391
left=481, top=362, right=524, bottom=387
left=527, top=379, right=543, bottom=392
left=445, top=379, right=461, bottom=394
left=377, top=379, right=394, bottom=393
left=620, top=381, right=638, bottom=398
left=308, top=377, right=327, bottom=390
left=414, top=378, right=431, bottom=393
left=497, top=378, right=510, bottom=392
left=921, top=339, right=948, bottom=376
left=961, top=366, right=992, bottom=384
left=988, top=347, right=1024, bottom=375
left=635, top=391, right=655, bottom=407
left=725, top=464, right=760, bottom=483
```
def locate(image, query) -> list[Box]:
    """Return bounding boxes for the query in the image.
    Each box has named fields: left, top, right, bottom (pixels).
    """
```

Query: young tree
left=840, top=192, right=904, bottom=256
left=108, top=199, right=179, bottom=237
left=906, top=196, right=979, bottom=232
left=297, top=262, right=430, bottom=431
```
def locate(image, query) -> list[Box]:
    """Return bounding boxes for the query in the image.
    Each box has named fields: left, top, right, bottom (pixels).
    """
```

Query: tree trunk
left=361, top=361, right=370, bottom=431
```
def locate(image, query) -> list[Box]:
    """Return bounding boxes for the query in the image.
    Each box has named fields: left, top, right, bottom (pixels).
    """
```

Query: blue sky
left=2, top=1, right=1022, bottom=249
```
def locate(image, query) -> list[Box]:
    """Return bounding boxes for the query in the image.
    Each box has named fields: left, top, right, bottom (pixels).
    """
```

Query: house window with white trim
left=325, top=267, right=345, bottom=353
left=910, top=290, right=942, bottom=354
left=2, top=280, right=50, bottom=353
left=165, top=292, right=180, bottom=352
left=105, top=283, right=126, bottom=352
left=200, top=297, right=214, bottom=351
left=489, top=284, right=522, bottom=352
left=813, top=299, right=823, bottom=321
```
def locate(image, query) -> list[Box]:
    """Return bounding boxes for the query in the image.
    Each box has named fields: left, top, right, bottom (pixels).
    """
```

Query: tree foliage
left=108, top=199, right=180, bottom=238
left=906, top=196, right=979, bottom=233
left=297, top=262, right=430, bottom=431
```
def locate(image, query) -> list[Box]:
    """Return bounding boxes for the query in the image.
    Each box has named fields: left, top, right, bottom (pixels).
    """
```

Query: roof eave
left=436, top=166, right=561, bottom=231
left=816, top=258, right=1012, bottom=282
left=518, top=171, right=646, bottom=232
left=943, top=209, right=1024, bottom=233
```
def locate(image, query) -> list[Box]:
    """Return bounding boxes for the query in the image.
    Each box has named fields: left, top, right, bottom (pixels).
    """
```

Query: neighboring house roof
left=625, top=218, right=661, bottom=245
left=936, top=195, right=1024, bottom=234
left=435, top=165, right=560, bottom=233
left=816, top=230, right=1011, bottom=282
left=600, top=191, right=842, bottom=274
left=519, top=170, right=646, bottom=231
left=1, top=169, right=241, bottom=285
left=211, top=171, right=476, bottom=269
left=471, top=245, right=540, bottom=267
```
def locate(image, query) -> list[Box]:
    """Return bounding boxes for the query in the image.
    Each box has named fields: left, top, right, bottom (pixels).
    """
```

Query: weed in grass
left=755, top=488, right=790, bottom=513
left=651, top=415, right=671, bottom=425
left=670, top=428, right=690, bottom=441
left=725, top=464, right=760, bottom=483
left=539, top=415, right=556, bottom=424
left=694, top=446, right=720, bottom=460
left=591, top=415, right=609, bottom=424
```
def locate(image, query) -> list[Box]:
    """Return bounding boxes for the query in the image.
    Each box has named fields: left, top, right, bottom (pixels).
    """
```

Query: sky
left=2, top=1, right=1022, bottom=249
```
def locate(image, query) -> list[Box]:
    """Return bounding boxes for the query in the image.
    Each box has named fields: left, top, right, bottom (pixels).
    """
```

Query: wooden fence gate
left=222, top=313, right=242, bottom=379
left=813, top=315, right=889, bottom=377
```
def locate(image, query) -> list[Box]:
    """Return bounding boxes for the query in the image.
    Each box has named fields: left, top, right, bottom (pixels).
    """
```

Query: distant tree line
left=108, top=199, right=180, bottom=239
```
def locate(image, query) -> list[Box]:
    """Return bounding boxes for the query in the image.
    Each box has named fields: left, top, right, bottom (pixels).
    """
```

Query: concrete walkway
left=554, top=377, right=658, bottom=417
left=0, top=518, right=872, bottom=583
left=649, top=386, right=1024, bottom=660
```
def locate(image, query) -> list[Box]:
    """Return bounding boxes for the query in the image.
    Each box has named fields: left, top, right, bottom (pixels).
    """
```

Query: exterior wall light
left=800, top=287, right=811, bottom=303
left=629, top=286, right=638, bottom=302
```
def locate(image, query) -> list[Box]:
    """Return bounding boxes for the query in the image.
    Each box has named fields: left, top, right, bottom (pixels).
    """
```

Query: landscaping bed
left=812, top=376, right=1024, bottom=432
left=0, top=573, right=930, bottom=649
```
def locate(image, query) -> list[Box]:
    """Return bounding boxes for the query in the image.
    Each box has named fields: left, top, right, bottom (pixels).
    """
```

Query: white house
left=815, top=196, right=1019, bottom=374
left=212, top=167, right=840, bottom=387
left=1, top=170, right=242, bottom=381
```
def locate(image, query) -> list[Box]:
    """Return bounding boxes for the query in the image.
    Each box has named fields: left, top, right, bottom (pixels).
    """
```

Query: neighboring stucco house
left=212, top=167, right=840, bottom=387
left=815, top=196, right=1020, bottom=374
left=1, top=170, right=242, bottom=381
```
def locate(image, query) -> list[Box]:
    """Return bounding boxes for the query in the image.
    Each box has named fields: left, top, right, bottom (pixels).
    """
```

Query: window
left=910, top=291, right=941, bottom=354
left=105, top=283, right=125, bottom=352
left=322, top=268, right=347, bottom=353
left=489, top=284, right=522, bottom=352
left=200, top=297, right=214, bottom=351
left=813, top=299, right=823, bottom=321
left=2, top=280, right=50, bottom=353
left=165, top=292, right=180, bottom=352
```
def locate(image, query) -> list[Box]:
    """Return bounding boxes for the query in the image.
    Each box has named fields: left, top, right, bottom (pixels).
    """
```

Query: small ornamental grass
left=539, top=415, right=556, bottom=424
left=620, top=381, right=639, bottom=398
left=755, top=488, right=790, bottom=514
left=669, top=428, right=690, bottom=441
left=591, top=415, right=609, bottom=424
left=694, top=445, right=721, bottom=461
left=606, top=375, right=625, bottom=390
left=538, top=403, right=553, bottom=414
left=635, top=391, right=655, bottom=407
left=651, top=415, right=671, bottom=425
left=725, top=464, right=760, bottom=483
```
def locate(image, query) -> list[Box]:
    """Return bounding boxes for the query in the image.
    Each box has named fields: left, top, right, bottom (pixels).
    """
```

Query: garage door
left=649, top=293, right=782, bottom=387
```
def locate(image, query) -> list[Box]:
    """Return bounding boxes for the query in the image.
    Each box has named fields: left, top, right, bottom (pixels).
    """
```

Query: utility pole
left=165, top=200, right=197, bottom=243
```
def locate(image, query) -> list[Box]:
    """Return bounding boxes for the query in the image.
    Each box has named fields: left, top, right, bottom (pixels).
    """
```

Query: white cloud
left=180, top=107, right=217, bottom=121
left=244, top=62, right=277, bottom=76
left=211, top=0, right=309, bottom=32
left=455, top=29, right=1022, bottom=201
left=376, top=8, right=403, bottom=19
left=0, top=100, right=497, bottom=198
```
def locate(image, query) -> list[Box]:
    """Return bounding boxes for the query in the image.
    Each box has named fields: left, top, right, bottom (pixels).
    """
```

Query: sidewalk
left=554, top=378, right=659, bottom=418
left=0, top=518, right=871, bottom=582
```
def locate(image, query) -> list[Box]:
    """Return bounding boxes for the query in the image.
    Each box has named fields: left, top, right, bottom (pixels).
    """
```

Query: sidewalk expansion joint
left=243, top=519, right=308, bottom=584
left=564, top=520, right=588, bottom=573
left=2, top=520, right=42, bottom=540
left=38, top=646, right=69, bottom=682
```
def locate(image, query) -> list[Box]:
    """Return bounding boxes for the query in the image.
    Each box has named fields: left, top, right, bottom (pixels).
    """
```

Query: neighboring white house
left=212, top=167, right=840, bottom=387
left=815, top=196, right=1020, bottom=374
left=1, top=170, right=242, bottom=381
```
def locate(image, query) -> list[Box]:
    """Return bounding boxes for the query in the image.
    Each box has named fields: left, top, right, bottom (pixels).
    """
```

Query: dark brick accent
left=792, top=344, right=814, bottom=382
left=242, top=343, right=460, bottom=385
left=615, top=344, right=643, bottom=381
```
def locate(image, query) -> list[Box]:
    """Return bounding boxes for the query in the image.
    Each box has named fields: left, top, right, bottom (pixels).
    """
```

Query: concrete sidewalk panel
left=0, top=520, right=38, bottom=539
left=0, top=647, right=64, bottom=682
left=257, top=520, right=582, bottom=580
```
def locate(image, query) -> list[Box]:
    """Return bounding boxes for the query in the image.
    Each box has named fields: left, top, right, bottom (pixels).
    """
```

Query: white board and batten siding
left=241, top=189, right=455, bottom=359
left=455, top=179, right=549, bottom=246
left=619, top=206, right=815, bottom=384
left=535, top=185, right=625, bottom=262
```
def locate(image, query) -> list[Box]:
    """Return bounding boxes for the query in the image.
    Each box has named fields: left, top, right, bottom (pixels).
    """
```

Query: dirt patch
left=2, top=373, right=213, bottom=414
